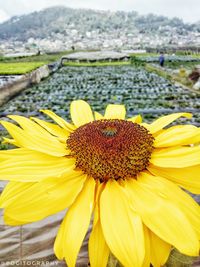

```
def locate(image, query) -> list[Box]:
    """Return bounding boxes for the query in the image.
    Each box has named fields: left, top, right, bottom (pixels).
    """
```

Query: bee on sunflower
left=0, top=100, right=200, bottom=267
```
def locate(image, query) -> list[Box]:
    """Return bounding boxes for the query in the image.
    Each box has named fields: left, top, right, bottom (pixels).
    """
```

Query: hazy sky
left=0, top=0, right=199, bottom=23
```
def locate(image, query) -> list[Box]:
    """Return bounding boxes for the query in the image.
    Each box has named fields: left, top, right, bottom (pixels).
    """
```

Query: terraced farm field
left=1, top=65, right=200, bottom=125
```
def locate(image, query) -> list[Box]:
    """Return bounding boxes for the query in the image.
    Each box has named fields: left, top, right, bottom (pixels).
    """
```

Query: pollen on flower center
left=67, top=119, right=154, bottom=182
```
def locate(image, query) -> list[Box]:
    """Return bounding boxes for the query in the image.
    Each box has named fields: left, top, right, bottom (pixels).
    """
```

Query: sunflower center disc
left=67, top=119, right=154, bottom=182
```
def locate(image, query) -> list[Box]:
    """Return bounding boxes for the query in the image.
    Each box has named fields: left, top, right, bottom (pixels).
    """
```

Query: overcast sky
left=0, top=0, right=199, bottom=23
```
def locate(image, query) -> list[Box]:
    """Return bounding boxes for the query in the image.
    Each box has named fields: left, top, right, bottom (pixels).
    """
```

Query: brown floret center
left=67, top=119, right=154, bottom=182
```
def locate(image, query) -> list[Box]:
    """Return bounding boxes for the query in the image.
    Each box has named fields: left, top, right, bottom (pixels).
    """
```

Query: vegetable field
left=1, top=65, right=200, bottom=125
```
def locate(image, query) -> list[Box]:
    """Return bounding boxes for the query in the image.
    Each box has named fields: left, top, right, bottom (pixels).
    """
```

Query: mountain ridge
left=0, top=6, right=199, bottom=42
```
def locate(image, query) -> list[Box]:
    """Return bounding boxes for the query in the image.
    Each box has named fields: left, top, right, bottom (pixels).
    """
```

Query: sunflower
left=0, top=100, right=200, bottom=267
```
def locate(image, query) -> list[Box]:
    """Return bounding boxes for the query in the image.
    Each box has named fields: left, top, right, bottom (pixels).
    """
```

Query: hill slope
left=0, top=6, right=199, bottom=42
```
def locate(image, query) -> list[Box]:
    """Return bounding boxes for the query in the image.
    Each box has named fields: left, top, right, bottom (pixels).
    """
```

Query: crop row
left=132, top=55, right=200, bottom=63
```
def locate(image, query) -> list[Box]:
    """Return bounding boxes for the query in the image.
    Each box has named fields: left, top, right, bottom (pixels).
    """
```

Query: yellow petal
left=89, top=215, right=110, bottom=267
left=142, top=226, right=151, bottom=267
left=41, top=109, right=75, bottom=132
left=3, top=214, right=25, bottom=225
left=31, top=117, right=70, bottom=139
left=148, top=113, right=192, bottom=134
left=54, top=177, right=95, bottom=266
left=0, top=149, right=75, bottom=181
left=154, top=125, right=200, bottom=147
left=148, top=164, right=200, bottom=195
left=128, top=115, right=142, bottom=123
left=150, top=146, right=200, bottom=168
left=94, top=111, right=104, bottom=120
left=8, top=115, right=52, bottom=137
left=0, top=121, right=68, bottom=157
left=3, top=172, right=86, bottom=223
left=70, top=100, right=94, bottom=127
left=126, top=178, right=199, bottom=256
left=142, top=225, right=171, bottom=267
left=104, top=104, right=126, bottom=119
left=89, top=183, right=110, bottom=267
left=2, top=137, right=18, bottom=146
left=0, top=181, right=35, bottom=208
left=100, top=180, right=145, bottom=267
left=93, top=182, right=104, bottom=226
left=0, top=147, right=28, bottom=159
left=138, top=172, right=200, bottom=238
left=140, top=123, right=152, bottom=132
left=149, top=230, right=171, bottom=267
